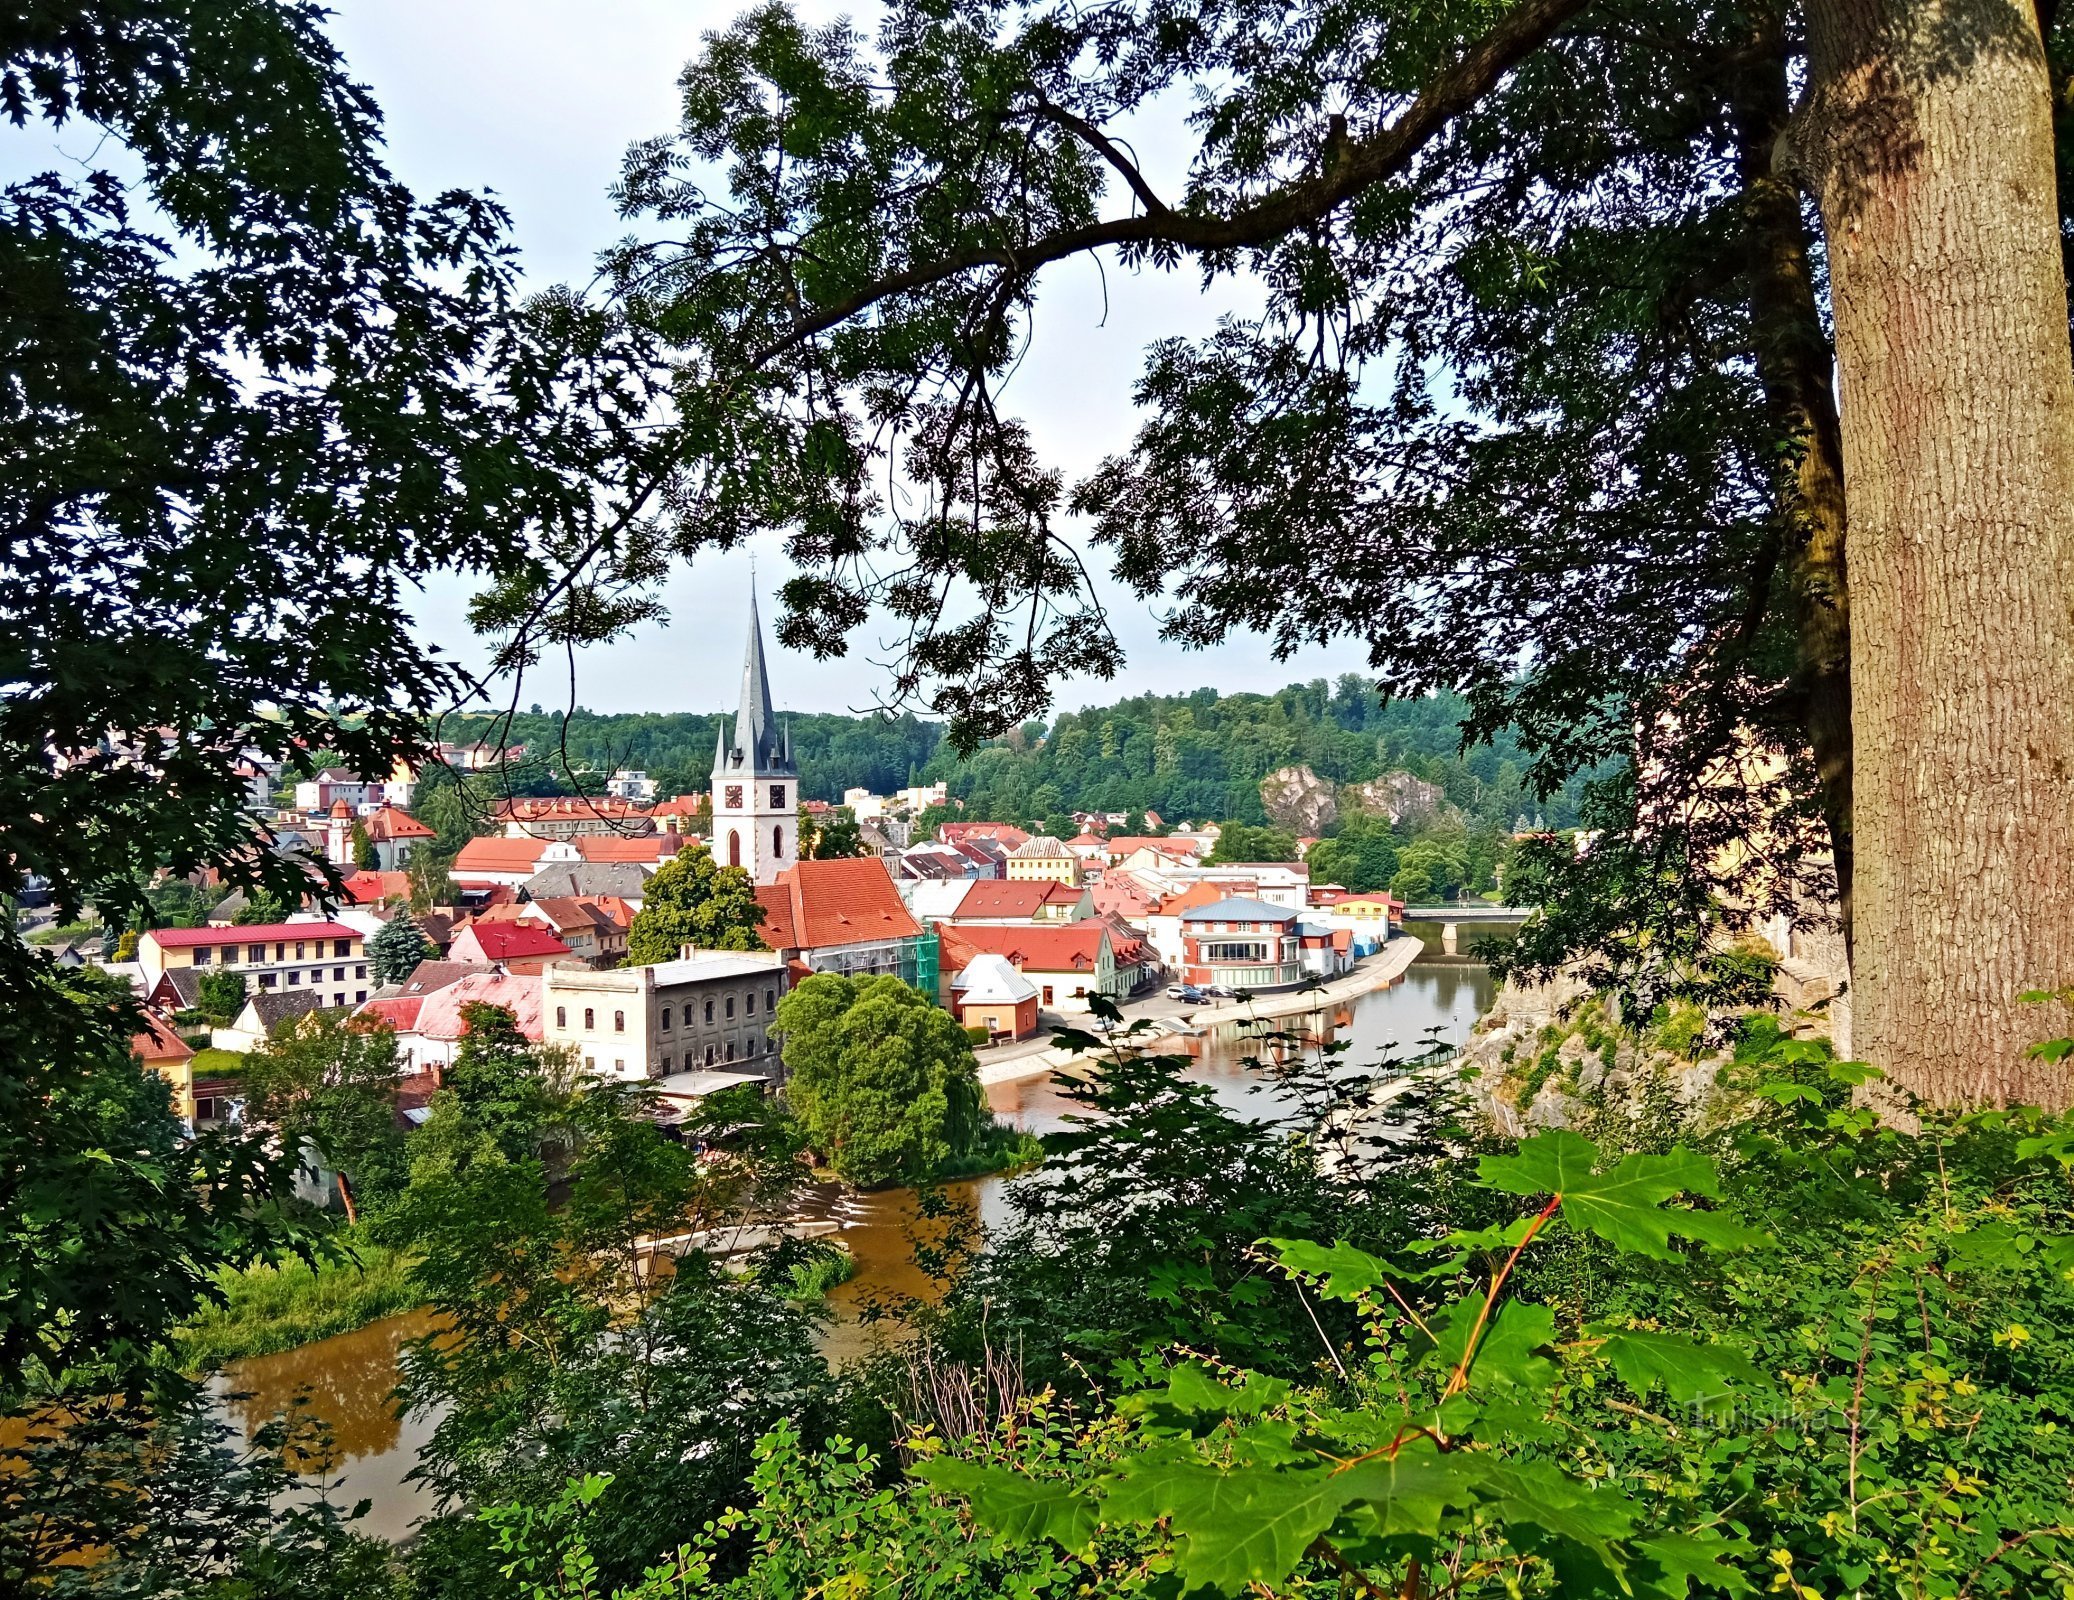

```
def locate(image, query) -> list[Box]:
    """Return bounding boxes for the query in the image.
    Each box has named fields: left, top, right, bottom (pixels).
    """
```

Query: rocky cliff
left=1259, top=765, right=1338, bottom=834
left=1342, top=770, right=1447, bottom=826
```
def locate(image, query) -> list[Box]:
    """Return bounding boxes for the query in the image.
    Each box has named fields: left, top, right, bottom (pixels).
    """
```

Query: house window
left=219, top=947, right=236, bottom=966
left=745, top=991, right=756, bottom=1015
left=1042, top=985, right=1054, bottom=1004
left=613, top=1010, right=625, bottom=1032
left=355, top=964, right=366, bottom=979
left=704, top=999, right=714, bottom=1023
left=334, top=966, right=345, bottom=981
left=770, top=785, right=785, bottom=808
left=661, top=1055, right=672, bottom=1073
left=334, top=940, right=351, bottom=957
left=287, top=972, right=300, bottom=986
left=355, top=990, right=366, bottom=1003
left=556, top=1006, right=567, bottom=1028
left=725, top=995, right=734, bottom=1019
left=585, top=1056, right=594, bottom=1070
left=614, top=1059, right=624, bottom=1074
left=273, top=943, right=285, bottom=961
left=705, top=1046, right=716, bottom=1065
left=583, top=1007, right=595, bottom=1030
left=725, top=1040, right=735, bottom=1062
left=249, top=945, right=264, bottom=963
left=192, top=947, right=210, bottom=966
left=661, top=1007, right=672, bottom=1030
left=334, top=993, right=346, bottom=1006
left=295, top=942, right=306, bottom=960
left=766, top=986, right=776, bottom=1011
left=259, top=973, right=277, bottom=989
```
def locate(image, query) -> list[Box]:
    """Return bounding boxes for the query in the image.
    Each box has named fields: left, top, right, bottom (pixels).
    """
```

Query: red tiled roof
left=650, top=795, right=705, bottom=817
left=454, top=836, right=550, bottom=875
left=939, top=821, right=1029, bottom=849
left=451, top=922, right=572, bottom=961
left=131, top=1010, right=194, bottom=1064
left=358, top=994, right=426, bottom=1032
left=935, top=920, right=1109, bottom=973
left=753, top=858, right=920, bottom=953
left=493, top=795, right=652, bottom=823
left=145, top=921, right=359, bottom=948
left=366, top=805, right=436, bottom=841
left=340, top=869, right=411, bottom=905
left=1155, top=881, right=1248, bottom=915
left=950, top=880, right=1079, bottom=920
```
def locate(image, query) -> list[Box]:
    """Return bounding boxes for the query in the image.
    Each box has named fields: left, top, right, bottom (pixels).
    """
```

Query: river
left=210, top=958, right=1497, bottom=1541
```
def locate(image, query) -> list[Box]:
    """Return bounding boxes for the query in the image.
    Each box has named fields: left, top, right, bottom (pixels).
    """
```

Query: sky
left=317, top=0, right=1379, bottom=721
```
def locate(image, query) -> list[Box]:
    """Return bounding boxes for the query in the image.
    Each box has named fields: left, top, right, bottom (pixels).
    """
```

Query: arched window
left=661, top=1007, right=671, bottom=1030
left=583, top=1007, right=594, bottom=1030
left=613, top=1010, right=625, bottom=1032
left=773, top=824, right=783, bottom=858
left=704, top=999, right=713, bottom=1023
left=556, top=1006, right=566, bottom=1028
left=728, top=831, right=741, bottom=867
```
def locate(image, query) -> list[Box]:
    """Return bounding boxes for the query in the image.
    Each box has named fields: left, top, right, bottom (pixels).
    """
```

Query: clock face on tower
left=724, top=785, right=743, bottom=809
left=770, top=785, right=786, bottom=808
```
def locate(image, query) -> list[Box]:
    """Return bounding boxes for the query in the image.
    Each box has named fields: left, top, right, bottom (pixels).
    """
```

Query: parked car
left=1165, top=984, right=1190, bottom=999
left=1204, top=984, right=1235, bottom=999
left=1168, top=984, right=1208, bottom=1004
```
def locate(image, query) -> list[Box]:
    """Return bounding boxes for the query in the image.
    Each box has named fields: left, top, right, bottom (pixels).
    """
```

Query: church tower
left=710, top=587, right=798, bottom=885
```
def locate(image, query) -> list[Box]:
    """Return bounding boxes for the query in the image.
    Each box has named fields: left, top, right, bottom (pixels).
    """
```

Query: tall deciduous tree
left=240, top=1012, right=407, bottom=1219
left=1797, top=0, right=2074, bottom=1103
left=625, top=846, right=768, bottom=963
left=585, top=0, right=2074, bottom=1103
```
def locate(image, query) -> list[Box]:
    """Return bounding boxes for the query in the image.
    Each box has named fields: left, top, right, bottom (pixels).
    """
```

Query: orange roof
left=939, top=821, right=1029, bottom=849
left=934, top=920, right=1109, bottom=973
left=454, top=836, right=550, bottom=875
left=572, top=835, right=669, bottom=864
left=753, top=858, right=920, bottom=953
left=1108, top=835, right=1203, bottom=860
left=951, top=880, right=1079, bottom=919
left=493, top=795, right=651, bottom=822
left=650, top=795, right=705, bottom=817
left=365, top=805, right=436, bottom=841
left=1156, top=881, right=1249, bottom=915
left=131, top=1011, right=194, bottom=1065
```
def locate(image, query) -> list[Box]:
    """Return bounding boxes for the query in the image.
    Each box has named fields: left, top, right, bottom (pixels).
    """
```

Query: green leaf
left=1477, top=1131, right=1765, bottom=1259
left=1420, top=1295, right=1558, bottom=1392
left=912, top=1458, right=1096, bottom=1550
left=1335, top=1446, right=1483, bottom=1538
left=1100, top=1459, right=1352, bottom=1594
left=1270, top=1237, right=1393, bottom=1300
left=1477, top=1459, right=1639, bottom=1578
left=1637, top=1530, right=1756, bottom=1596
left=1596, top=1329, right=1767, bottom=1408
left=1154, top=1361, right=1292, bottom=1419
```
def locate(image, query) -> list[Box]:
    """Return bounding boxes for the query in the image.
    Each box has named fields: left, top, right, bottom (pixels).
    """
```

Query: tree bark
left=1803, top=0, right=2074, bottom=1105
left=1730, top=18, right=1857, bottom=961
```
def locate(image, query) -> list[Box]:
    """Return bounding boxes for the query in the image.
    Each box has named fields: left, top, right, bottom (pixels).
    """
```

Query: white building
left=843, top=786, right=889, bottom=823
left=606, top=769, right=658, bottom=802
left=711, top=590, right=798, bottom=886
left=542, top=951, right=789, bottom=1081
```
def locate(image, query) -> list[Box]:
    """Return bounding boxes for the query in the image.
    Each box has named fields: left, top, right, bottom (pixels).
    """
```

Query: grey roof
left=155, top=967, right=206, bottom=1006
left=722, top=587, right=795, bottom=776
left=1178, top=895, right=1300, bottom=923
left=521, top=862, right=648, bottom=901
left=1011, top=835, right=1070, bottom=857
left=242, top=989, right=324, bottom=1031
left=398, top=959, right=495, bottom=995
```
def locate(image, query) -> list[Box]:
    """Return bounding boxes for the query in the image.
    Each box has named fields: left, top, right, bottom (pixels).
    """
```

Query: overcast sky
left=328, top=2, right=1378, bottom=721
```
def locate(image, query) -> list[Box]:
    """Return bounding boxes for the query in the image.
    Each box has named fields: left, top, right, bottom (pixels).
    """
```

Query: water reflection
left=212, top=961, right=1496, bottom=1536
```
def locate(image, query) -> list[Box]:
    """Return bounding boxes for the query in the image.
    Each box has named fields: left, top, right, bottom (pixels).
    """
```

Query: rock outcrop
left=1259, top=765, right=1338, bottom=834
left=1342, top=770, right=1447, bottom=826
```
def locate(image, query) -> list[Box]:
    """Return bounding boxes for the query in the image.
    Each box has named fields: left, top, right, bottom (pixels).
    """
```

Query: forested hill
left=449, top=676, right=1585, bottom=833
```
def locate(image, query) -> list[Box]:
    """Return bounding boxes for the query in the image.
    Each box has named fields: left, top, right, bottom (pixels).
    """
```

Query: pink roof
left=146, top=922, right=359, bottom=948
left=358, top=994, right=427, bottom=1032
left=413, top=972, right=544, bottom=1042
left=452, top=922, right=572, bottom=961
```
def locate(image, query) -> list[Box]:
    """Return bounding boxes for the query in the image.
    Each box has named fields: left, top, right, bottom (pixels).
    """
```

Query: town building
left=139, top=921, right=370, bottom=1008
left=1006, top=834, right=1078, bottom=887
left=711, top=589, right=798, bottom=885
left=132, top=1010, right=197, bottom=1121
left=937, top=921, right=1123, bottom=1013
left=944, top=879, right=1085, bottom=923
left=446, top=920, right=576, bottom=974
left=947, top=952, right=1040, bottom=1042
left=542, top=950, right=789, bottom=1080
left=605, top=769, right=657, bottom=802
left=754, top=856, right=936, bottom=998
left=362, top=970, right=544, bottom=1076
left=292, top=768, right=386, bottom=814
left=938, top=821, right=1029, bottom=851
left=842, top=786, right=888, bottom=823
left=1166, top=860, right=1311, bottom=911
left=214, top=989, right=324, bottom=1053
left=521, top=860, right=652, bottom=906
left=1179, top=896, right=1304, bottom=991
left=1321, top=891, right=1405, bottom=931
left=494, top=795, right=658, bottom=839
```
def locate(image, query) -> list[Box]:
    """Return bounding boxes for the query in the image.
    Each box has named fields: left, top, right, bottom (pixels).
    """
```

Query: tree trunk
left=1803, top=0, right=2074, bottom=1106
left=1731, top=18, right=1857, bottom=961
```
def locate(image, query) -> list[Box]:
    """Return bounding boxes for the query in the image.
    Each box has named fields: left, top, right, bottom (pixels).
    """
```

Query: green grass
left=187, top=1047, right=244, bottom=1077
left=174, top=1228, right=424, bottom=1370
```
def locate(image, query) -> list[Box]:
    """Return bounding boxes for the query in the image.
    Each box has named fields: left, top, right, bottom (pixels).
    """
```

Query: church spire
left=734, top=584, right=776, bottom=765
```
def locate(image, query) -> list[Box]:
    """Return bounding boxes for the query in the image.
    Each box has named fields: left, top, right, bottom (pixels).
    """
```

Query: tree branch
left=746, top=0, right=1590, bottom=368
left=1026, top=95, right=1172, bottom=217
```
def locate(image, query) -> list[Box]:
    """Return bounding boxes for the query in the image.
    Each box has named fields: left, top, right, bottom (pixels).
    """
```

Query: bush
left=963, top=1024, right=991, bottom=1046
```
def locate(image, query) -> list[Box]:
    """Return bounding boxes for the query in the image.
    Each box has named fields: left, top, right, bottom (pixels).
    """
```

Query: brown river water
left=209, top=960, right=1496, bottom=1541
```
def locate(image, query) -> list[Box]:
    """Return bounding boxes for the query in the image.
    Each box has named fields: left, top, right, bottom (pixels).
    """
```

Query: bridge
left=1398, top=904, right=1535, bottom=956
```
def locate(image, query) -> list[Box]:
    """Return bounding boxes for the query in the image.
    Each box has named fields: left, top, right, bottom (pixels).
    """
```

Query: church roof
left=720, top=587, right=797, bottom=777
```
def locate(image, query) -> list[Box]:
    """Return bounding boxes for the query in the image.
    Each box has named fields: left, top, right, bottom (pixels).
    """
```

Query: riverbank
left=976, top=935, right=1426, bottom=1086
left=177, top=1229, right=423, bottom=1371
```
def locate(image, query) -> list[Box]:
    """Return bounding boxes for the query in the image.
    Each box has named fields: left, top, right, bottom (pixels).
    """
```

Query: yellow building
left=139, top=921, right=370, bottom=1009
left=1333, top=893, right=1403, bottom=925
left=1006, top=835, right=1078, bottom=887
left=132, top=1012, right=197, bottom=1121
